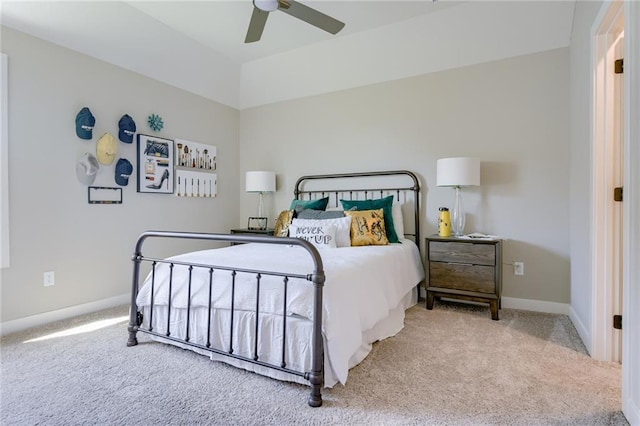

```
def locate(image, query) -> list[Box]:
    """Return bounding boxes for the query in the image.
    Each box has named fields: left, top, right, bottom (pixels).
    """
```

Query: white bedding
left=136, top=238, right=424, bottom=386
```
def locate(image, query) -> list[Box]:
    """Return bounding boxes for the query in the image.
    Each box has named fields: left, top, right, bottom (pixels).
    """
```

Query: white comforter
left=136, top=239, right=424, bottom=385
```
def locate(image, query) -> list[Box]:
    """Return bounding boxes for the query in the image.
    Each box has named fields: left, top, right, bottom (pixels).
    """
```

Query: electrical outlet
left=513, top=262, right=524, bottom=276
left=43, top=271, right=55, bottom=287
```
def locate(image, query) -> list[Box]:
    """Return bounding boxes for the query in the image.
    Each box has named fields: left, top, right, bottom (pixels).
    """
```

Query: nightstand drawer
left=429, top=262, right=496, bottom=294
left=429, top=241, right=495, bottom=266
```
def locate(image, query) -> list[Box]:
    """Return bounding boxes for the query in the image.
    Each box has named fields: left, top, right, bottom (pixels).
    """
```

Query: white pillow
left=291, top=216, right=352, bottom=247
left=392, top=202, right=405, bottom=239
left=289, top=223, right=337, bottom=249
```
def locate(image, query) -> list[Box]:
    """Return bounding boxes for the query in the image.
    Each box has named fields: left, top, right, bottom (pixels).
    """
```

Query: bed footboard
left=127, top=231, right=326, bottom=407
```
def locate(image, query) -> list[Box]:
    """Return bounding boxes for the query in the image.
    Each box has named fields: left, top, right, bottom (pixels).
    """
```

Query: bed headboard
left=293, top=170, right=421, bottom=250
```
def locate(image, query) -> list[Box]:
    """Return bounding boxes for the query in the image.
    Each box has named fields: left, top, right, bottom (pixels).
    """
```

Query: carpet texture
left=0, top=301, right=628, bottom=425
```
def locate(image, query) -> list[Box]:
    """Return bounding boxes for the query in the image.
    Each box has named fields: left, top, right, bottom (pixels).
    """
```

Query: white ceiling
left=1, top=1, right=457, bottom=64
left=0, top=1, right=576, bottom=109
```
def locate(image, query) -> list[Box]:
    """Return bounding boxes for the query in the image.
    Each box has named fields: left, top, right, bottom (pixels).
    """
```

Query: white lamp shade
left=246, top=171, right=276, bottom=193
left=436, top=157, right=480, bottom=187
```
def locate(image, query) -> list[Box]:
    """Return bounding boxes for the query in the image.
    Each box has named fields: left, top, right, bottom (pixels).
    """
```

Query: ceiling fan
left=245, top=0, right=345, bottom=43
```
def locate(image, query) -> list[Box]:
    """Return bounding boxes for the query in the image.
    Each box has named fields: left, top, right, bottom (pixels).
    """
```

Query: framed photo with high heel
left=136, top=134, right=175, bottom=194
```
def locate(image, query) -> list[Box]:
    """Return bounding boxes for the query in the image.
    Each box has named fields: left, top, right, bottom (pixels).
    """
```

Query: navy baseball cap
left=118, top=114, right=136, bottom=143
left=75, top=107, right=95, bottom=140
left=114, top=158, right=133, bottom=186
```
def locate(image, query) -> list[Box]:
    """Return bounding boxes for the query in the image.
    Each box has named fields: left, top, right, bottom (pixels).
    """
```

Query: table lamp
left=246, top=171, right=276, bottom=229
left=436, top=157, right=480, bottom=236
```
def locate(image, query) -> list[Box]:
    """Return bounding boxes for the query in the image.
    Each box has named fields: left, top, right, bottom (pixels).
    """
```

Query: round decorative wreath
left=147, top=114, right=164, bottom=132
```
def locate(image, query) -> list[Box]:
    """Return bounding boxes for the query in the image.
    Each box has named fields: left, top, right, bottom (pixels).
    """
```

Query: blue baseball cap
left=118, top=114, right=136, bottom=143
left=75, top=107, right=95, bottom=140
left=114, top=158, right=133, bottom=186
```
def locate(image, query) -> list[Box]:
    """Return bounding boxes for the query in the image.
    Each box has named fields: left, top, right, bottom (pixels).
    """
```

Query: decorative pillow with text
left=291, top=217, right=352, bottom=247
left=289, top=223, right=337, bottom=249
left=344, top=209, right=389, bottom=246
left=340, top=195, right=399, bottom=243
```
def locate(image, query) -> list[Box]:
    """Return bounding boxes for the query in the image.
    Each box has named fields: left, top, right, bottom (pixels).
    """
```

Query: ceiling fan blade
left=279, top=0, right=345, bottom=35
left=245, top=7, right=269, bottom=43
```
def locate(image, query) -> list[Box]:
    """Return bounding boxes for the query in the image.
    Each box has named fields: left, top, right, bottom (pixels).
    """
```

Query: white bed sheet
left=136, top=238, right=424, bottom=385
left=143, top=288, right=416, bottom=387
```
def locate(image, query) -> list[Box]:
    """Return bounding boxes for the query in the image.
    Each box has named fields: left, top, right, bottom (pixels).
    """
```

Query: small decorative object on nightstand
left=425, top=235, right=502, bottom=320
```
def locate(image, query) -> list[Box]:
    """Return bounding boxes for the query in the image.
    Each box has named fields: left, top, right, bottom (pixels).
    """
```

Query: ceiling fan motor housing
left=254, top=0, right=279, bottom=12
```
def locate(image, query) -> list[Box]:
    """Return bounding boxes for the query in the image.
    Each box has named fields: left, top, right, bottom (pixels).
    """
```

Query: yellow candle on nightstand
left=438, top=207, right=451, bottom=237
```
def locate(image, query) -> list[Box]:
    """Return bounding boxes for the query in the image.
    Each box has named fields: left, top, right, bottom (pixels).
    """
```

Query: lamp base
left=257, top=192, right=265, bottom=218
left=451, top=186, right=465, bottom=236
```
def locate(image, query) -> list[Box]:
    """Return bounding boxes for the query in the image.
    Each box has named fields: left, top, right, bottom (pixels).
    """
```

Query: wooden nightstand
left=425, top=235, right=503, bottom=320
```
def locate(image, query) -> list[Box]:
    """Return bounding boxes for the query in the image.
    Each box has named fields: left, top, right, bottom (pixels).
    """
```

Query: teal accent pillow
left=340, top=195, right=399, bottom=243
left=289, top=197, right=329, bottom=211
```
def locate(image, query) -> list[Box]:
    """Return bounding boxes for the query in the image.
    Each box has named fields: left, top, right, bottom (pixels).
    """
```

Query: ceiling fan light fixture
left=254, top=0, right=279, bottom=12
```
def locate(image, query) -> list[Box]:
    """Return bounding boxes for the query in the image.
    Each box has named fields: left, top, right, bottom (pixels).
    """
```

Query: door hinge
left=615, top=59, right=624, bottom=74
left=613, top=315, right=622, bottom=330
left=614, top=187, right=623, bottom=202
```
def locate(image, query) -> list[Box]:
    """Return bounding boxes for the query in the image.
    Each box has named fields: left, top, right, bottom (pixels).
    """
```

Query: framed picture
left=136, top=134, right=174, bottom=194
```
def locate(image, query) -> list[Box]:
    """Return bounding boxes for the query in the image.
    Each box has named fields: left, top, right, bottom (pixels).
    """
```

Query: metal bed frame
left=127, top=170, right=421, bottom=407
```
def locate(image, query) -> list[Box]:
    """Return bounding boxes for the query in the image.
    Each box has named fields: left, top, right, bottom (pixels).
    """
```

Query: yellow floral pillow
left=344, top=209, right=389, bottom=246
left=273, top=210, right=294, bottom=237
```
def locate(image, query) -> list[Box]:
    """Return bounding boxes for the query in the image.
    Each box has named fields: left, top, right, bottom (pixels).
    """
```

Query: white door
left=621, top=2, right=640, bottom=422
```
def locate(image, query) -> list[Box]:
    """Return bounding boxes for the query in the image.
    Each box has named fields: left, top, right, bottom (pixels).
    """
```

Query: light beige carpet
left=0, top=301, right=628, bottom=425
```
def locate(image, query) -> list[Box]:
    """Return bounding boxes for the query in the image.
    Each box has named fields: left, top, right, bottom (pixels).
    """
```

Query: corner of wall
left=569, top=304, right=592, bottom=355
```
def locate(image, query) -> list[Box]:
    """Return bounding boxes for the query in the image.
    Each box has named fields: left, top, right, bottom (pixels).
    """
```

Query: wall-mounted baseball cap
left=76, top=153, right=99, bottom=185
left=115, top=158, right=133, bottom=186
left=118, top=114, right=136, bottom=143
left=96, top=133, right=118, bottom=165
left=75, top=107, right=95, bottom=140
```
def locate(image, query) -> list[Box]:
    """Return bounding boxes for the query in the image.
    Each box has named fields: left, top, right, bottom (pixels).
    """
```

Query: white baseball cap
left=76, top=153, right=99, bottom=185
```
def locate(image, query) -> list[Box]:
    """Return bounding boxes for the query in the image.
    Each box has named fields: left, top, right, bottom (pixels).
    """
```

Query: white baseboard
left=424, top=294, right=570, bottom=315
left=623, top=396, right=640, bottom=426
left=0, top=294, right=573, bottom=336
left=501, top=297, right=570, bottom=315
left=0, top=293, right=129, bottom=336
left=568, top=305, right=592, bottom=355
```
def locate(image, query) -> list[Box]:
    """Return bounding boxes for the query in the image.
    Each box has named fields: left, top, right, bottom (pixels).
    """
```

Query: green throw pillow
left=289, top=197, right=329, bottom=211
left=340, top=195, right=399, bottom=243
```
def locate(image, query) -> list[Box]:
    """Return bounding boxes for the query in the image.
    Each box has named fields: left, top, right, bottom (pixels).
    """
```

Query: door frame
left=591, top=1, right=640, bottom=423
left=590, top=0, right=623, bottom=363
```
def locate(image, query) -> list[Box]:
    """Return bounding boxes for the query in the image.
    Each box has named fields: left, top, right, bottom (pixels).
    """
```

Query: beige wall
left=0, top=27, right=240, bottom=323
left=0, top=27, right=572, bottom=324
left=240, top=48, right=571, bottom=304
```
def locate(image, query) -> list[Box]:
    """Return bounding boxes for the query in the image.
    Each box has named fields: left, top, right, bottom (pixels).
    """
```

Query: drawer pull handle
left=448, top=262, right=475, bottom=266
